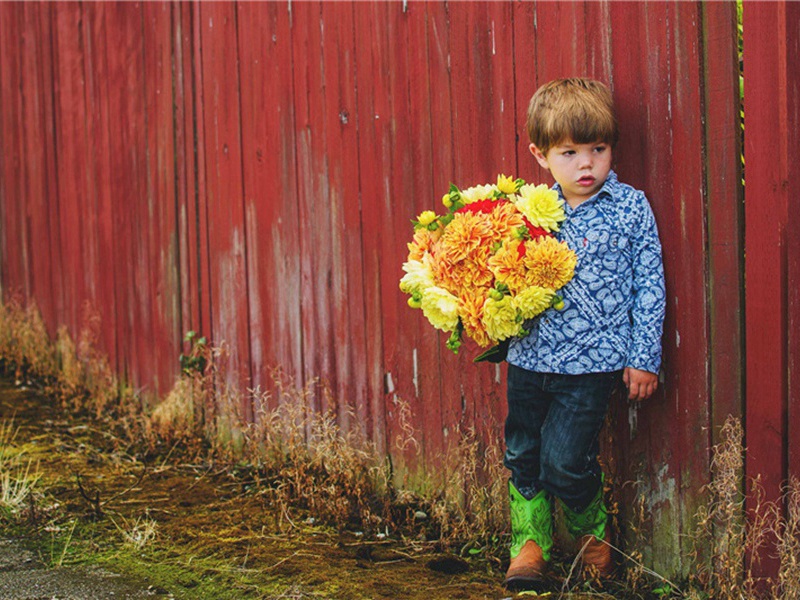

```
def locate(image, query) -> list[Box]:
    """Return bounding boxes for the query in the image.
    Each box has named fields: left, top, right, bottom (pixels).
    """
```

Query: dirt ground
left=0, top=379, right=625, bottom=600
left=0, top=380, right=508, bottom=599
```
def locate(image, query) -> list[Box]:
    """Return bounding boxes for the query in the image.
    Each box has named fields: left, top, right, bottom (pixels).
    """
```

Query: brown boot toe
left=505, top=540, right=548, bottom=589
left=579, top=530, right=614, bottom=578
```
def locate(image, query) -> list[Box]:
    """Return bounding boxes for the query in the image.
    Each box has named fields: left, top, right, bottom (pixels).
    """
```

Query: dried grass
left=113, top=513, right=159, bottom=550
left=691, top=415, right=800, bottom=600
left=428, top=425, right=507, bottom=550
left=772, top=478, right=800, bottom=600
left=243, top=373, right=388, bottom=534
left=0, top=418, right=42, bottom=518
left=149, top=375, right=207, bottom=443
left=0, top=297, right=57, bottom=380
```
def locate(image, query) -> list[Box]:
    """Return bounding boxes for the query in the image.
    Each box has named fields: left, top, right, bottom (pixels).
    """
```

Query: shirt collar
left=554, top=170, right=618, bottom=208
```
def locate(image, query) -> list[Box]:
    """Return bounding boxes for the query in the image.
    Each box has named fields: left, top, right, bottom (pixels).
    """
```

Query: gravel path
left=0, top=537, right=169, bottom=599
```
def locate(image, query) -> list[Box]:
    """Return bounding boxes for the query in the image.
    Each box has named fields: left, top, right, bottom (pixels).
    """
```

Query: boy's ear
left=529, top=144, right=550, bottom=169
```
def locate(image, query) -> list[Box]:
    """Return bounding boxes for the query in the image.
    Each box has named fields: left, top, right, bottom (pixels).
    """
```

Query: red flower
left=456, top=198, right=508, bottom=215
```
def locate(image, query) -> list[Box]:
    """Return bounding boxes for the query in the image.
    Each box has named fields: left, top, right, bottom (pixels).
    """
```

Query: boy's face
left=529, top=140, right=612, bottom=206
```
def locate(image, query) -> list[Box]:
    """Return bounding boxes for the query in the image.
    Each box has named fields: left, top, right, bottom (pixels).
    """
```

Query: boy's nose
left=578, top=153, right=592, bottom=168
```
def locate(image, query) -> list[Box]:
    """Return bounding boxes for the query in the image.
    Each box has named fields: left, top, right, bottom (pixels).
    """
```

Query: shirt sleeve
left=626, top=193, right=666, bottom=374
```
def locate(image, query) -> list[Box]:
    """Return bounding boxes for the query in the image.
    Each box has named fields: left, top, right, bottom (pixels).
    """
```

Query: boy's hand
left=623, top=367, right=658, bottom=401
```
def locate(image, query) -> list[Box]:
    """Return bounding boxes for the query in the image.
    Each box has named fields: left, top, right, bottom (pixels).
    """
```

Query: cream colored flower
left=460, top=184, right=497, bottom=205
left=512, top=286, right=555, bottom=320
left=481, top=295, right=520, bottom=341
left=399, top=256, right=435, bottom=294
left=420, top=286, right=460, bottom=332
left=514, top=183, right=565, bottom=232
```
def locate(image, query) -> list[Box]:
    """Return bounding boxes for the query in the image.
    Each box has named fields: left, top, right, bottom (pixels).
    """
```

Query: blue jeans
left=504, top=365, right=621, bottom=513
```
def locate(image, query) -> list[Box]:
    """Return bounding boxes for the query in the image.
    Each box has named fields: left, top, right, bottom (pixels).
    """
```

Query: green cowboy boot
left=561, top=484, right=613, bottom=578
left=505, top=482, right=553, bottom=589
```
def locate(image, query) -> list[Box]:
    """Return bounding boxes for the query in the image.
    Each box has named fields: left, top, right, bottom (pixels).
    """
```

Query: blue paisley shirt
left=507, top=171, right=665, bottom=375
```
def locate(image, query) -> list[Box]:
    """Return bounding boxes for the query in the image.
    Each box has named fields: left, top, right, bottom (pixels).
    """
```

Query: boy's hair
left=526, top=78, right=618, bottom=154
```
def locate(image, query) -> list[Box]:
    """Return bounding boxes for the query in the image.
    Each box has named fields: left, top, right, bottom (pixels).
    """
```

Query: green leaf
left=652, top=585, right=672, bottom=597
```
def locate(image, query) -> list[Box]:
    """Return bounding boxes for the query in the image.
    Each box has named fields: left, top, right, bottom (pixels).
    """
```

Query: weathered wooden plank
left=534, top=1, right=587, bottom=83
left=443, top=1, right=489, bottom=464
left=403, top=1, right=448, bottom=466
left=190, top=2, right=213, bottom=357
left=352, top=1, right=391, bottom=454
left=19, top=2, right=57, bottom=330
left=104, top=2, right=152, bottom=392
left=35, top=3, right=64, bottom=335
left=512, top=0, right=539, bottom=179
left=318, top=1, right=365, bottom=434
left=51, top=2, right=91, bottom=337
left=198, top=1, right=252, bottom=417
left=700, top=1, right=744, bottom=436
left=291, top=1, right=334, bottom=427
left=0, top=3, right=29, bottom=303
left=236, top=1, right=303, bottom=412
left=142, top=2, right=181, bottom=395
left=743, top=0, right=788, bottom=506
left=787, top=1, right=800, bottom=482
left=381, top=1, right=425, bottom=475
left=173, top=2, right=199, bottom=353
left=665, top=1, right=712, bottom=573
left=81, top=3, right=119, bottom=371
left=584, top=1, right=612, bottom=83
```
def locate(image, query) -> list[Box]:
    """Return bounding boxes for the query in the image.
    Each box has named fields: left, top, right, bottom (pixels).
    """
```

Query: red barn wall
left=1, top=0, right=791, bottom=579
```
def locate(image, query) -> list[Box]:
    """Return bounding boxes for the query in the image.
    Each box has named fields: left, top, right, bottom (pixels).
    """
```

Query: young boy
left=503, top=78, right=665, bottom=588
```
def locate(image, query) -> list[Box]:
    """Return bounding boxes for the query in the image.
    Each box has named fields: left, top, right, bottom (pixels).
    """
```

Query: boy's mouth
left=577, top=175, right=596, bottom=186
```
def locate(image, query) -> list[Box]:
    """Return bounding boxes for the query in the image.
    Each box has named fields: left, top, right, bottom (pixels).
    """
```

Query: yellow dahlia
left=420, top=286, right=460, bottom=332
left=416, top=210, right=437, bottom=227
left=513, top=286, right=555, bottom=320
left=482, top=295, right=520, bottom=341
left=514, top=183, right=565, bottom=232
left=496, top=174, right=517, bottom=195
left=523, top=236, right=577, bottom=290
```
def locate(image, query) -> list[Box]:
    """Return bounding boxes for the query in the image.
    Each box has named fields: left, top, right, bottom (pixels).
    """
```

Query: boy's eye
left=563, top=150, right=575, bottom=156
left=593, top=145, right=607, bottom=153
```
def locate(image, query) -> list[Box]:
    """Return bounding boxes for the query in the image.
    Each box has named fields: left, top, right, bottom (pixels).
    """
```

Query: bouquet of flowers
left=399, top=175, right=577, bottom=361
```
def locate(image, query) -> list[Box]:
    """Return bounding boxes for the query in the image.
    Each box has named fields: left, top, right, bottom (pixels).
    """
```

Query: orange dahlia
left=459, top=291, right=491, bottom=348
left=487, top=240, right=527, bottom=293
left=407, top=227, right=442, bottom=261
